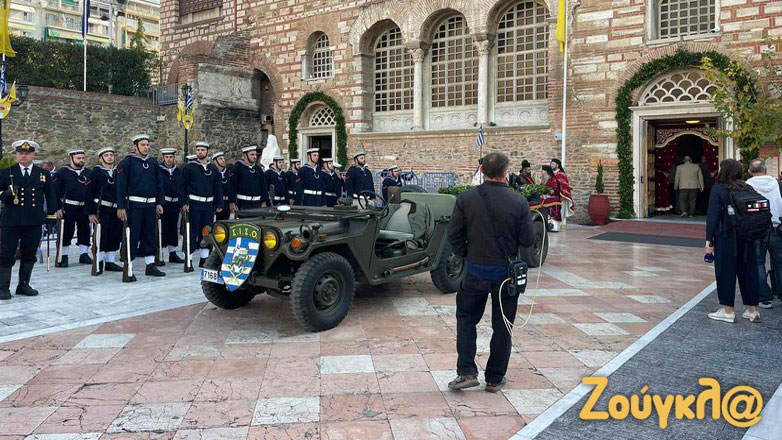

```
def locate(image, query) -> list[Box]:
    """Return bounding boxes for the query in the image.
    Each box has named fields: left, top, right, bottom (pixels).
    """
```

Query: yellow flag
left=177, top=102, right=183, bottom=122
left=0, top=0, right=15, bottom=57
left=556, top=0, right=566, bottom=54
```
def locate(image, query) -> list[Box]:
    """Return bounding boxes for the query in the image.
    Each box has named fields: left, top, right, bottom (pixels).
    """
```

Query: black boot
left=145, top=263, right=165, bottom=277
left=169, top=252, right=184, bottom=264
left=199, top=258, right=206, bottom=268
left=104, top=262, right=123, bottom=272
left=155, top=259, right=166, bottom=267
left=16, top=262, right=39, bottom=296
left=55, top=255, right=68, bottom=268
left=0, top=266, right=11, bottom=300
left=79, top=253, right=93, bottom=264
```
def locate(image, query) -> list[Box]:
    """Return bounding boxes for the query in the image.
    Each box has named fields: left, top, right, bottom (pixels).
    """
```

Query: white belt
left=164, top=196, right=178, bottom=203
left=273, top=196, right=286, bottom=201
left=303, top=190, right=322, bottom=195
left=223, top=196, right=229, bottom=201
left=324, top=192, right=336, bottom=197
left=129, top=196, right=156, bottom=204
left=237, top=194, right=261, bottom=201
left=287, top=190, right=295, bottom=195
left=94, top=198, right=117, bottom=208
left=189, top=195, right=214, bottom=203
left=64, top=199, right=85, bottom=206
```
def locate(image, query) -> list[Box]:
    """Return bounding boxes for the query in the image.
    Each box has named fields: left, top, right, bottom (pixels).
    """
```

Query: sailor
left=382, top=165, right=403, bottom=203
left=231, top=145, right=268, bottom=211
left=116, top=134, right=166, bottom=280
left=296, top=148, right=325, bottom=206
left=158, top=148, right=184, bottom=264
left=264, top=154, right=288, bottom=206
left=212, top=151, right=236, bottom=220
left=322, top=158, right=342, bottom=207
left=186, top=154, right=197, bottom=162
left=284, top=158, right=301, bottom=205
left=179, top=141, right=223, bottom=268
left=53, top=148, right=92, bottom=266
left=0, top=141, right=57, bottom=300
left=84, top=147, right=123, bottom=274
left=345, top=151, right=375, bottom=202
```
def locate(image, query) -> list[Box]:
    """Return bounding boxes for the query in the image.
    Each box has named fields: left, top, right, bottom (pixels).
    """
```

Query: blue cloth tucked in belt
left=466, top=258, right=507, bottom=281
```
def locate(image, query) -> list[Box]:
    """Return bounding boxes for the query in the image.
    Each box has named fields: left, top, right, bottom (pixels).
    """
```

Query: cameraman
left=447, top=152, right=535, bottom=392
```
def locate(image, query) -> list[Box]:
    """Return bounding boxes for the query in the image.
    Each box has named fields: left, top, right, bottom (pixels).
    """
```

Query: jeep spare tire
left=430, top=241, right=466, bottom=293
left=522, top=216, right=548, bottom=268
left=201, top=252, right=256, bottom=309
left=400, top=184, right=426, bottom=193
left=290, top=252, right=356, bottom=332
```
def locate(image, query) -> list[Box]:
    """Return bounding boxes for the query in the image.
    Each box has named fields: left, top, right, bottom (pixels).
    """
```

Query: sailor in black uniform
left=116, top=134, right=166, bottom=279
left=53, top=149, right=92, bottom=266
left=382, top=165, right=403, bottom=203
left=322, top=158, right=342, bottom=207
left=158, top=148, right=184, bottom=264
left=0, top=140, right=57, bottom=300
left=179, top=141, right=223, bottom=268
left=212, top=151, right=236, bottom=220
left=296, top=148, right=325, bottom=206
left=264, top=154, right=287, bottom=206
left=85, top=147, right=123, bottom=274
left=345, top=151, right=375, bottom=202
left=231, top=145, right=267, bottom=211
left=284, top=158, right=301, bottom=205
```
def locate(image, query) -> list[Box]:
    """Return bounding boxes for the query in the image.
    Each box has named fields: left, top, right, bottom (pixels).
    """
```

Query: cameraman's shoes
left=447, top=375, right=479, bottom=390
left=485, top=378, right=507, bottom=393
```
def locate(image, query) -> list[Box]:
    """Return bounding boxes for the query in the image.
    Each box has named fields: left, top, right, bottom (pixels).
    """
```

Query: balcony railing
left=153, top=83, right=180, bottom=106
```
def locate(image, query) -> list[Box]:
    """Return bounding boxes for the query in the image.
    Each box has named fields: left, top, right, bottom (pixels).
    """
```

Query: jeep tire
left=430, top=241, right=466, bottom=293
left=290, top=252, right=356, bottom=332
left=522, top=216, right=548, bottom=268
left=201, top=252, right=256, bottom=309
left=400, top=184, right=427, bottom=193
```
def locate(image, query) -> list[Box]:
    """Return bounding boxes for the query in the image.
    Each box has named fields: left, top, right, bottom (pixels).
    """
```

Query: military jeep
left=200, top=188, right=549, bottom=332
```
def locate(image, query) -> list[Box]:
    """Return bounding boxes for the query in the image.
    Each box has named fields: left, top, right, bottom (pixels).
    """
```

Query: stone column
left=475, top=39, right=492, bottom=126
left=409, top=48, right=425, bottom=131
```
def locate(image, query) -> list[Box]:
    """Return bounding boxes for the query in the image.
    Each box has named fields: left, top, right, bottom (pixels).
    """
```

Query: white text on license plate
left=200, top=268, right=223, bottom=284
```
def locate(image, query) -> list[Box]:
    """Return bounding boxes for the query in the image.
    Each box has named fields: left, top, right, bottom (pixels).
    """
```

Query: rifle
left=183, top=207, right=193, bottom=272
left=46, top=215, right=56, bottom=272
left=91, top=188, right=103, bottom=276
left=155, top=214, right=164, bottom=266
left=55, top=218, right=64, bottom=266
left=121, top=219, right=134, bottom=282
left=269, top=184, right=275, bottom=207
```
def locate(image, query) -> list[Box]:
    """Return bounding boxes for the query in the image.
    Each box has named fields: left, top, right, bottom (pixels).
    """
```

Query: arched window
left=430, top=15, right=478, bottom=108
left=310, top=106, right=336, bottom=126
left=310, top=33, right=333, bottom=79
left=374, top=27, right=413, bottom=112
left=655, top=0, right=716, bottom=39
left=496, top=1, right=549, bottom=103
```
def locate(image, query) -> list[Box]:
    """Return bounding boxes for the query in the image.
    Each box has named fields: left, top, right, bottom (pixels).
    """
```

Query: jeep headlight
left=263, top=230, right=278, bottom=250
left=213, top=224, right=227, bottom=244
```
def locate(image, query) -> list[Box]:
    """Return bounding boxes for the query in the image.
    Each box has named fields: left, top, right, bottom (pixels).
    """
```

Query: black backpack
left=727, top=187, right=772, bottom=241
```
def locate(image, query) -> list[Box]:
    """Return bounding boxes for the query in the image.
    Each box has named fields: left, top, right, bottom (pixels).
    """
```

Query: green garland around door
left=288, top=92, right=348, bottom=167
left=614, top=49, right=754, bottom=218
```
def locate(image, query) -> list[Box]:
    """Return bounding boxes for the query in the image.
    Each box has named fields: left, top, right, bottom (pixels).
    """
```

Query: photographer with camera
left=447, top=152, right=535, bottom=392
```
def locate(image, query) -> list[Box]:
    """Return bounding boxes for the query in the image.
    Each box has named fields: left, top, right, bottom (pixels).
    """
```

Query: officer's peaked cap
left=12, top=140, right=39, bottom=152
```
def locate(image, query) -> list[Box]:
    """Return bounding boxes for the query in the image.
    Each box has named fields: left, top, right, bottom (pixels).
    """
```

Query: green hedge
left=5, top=36, right=156, bottom=96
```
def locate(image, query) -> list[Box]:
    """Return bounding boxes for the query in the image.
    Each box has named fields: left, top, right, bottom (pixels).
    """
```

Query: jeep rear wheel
left=202, top=252, right=256, bottom=309
left=290, top=252, right=356, bottom=332
left=430, top=241, right=466, bottom=294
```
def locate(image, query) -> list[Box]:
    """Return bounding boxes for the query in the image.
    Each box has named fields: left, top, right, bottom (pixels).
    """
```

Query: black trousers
left=97, top=206, right=122, bottom=253
left=216, top=208, right=230, bottom=221
left=161, top=203, right=180, bottom=248
left=456, top=271, right=519, bottom=384
left=714, top=235, right=759, bottom=307
left=0, top=225, right=41, bottom=267
left=236, top=200, right=261, bottom=211
left=128, top=205, right=156, bottom=259
left=63, top=204, right=90, bottom=248
left=187, top=207, right=213, bottom=250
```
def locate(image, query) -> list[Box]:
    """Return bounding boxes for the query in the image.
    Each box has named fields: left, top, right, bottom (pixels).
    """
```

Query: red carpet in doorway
left=598, top=221, right=705, bottom=239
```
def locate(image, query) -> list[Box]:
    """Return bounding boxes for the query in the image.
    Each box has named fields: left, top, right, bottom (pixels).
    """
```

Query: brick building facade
left=159, top=0, right=781, bottom=219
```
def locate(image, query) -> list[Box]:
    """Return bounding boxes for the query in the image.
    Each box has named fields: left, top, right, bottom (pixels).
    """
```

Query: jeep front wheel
left=202, top=252, right=256, bottom=309
left=290, top=252, right=356, bottom=332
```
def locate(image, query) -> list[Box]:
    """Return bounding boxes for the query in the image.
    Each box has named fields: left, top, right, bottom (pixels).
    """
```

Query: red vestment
left=545, top=172, right=576, bottom=222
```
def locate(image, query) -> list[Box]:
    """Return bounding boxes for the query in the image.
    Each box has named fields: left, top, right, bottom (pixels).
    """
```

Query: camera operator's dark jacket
left=448, top=181, right=535, bottom=268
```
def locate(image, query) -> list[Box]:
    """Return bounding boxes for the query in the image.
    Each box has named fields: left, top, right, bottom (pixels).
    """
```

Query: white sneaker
left=742, top=310, right=762, bottom=323
left=708, top=308, right=736, bottom=323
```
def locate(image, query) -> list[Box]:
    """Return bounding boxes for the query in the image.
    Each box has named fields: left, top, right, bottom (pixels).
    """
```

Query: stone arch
left=357, top=19, right=404, bottom=56
left=348, top=4, right=406, bottom=51
left=418, top=6, right=474, bottom=45
left=295, top=17, right=338, bottom=52
left=165, top=40, right=215, bottom=84
left=485, top=0, right=552, bottom=34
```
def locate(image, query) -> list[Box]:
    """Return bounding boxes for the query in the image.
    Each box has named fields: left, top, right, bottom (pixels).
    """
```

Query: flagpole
left=82, top=0, right=87, bottom=91
left=560, top=0, right=568, bottom=168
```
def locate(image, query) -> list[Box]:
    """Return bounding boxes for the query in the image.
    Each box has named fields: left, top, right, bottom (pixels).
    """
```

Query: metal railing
left=153, top=83, right=179, bottom=106
left=420, top=172, right=457, bottom=193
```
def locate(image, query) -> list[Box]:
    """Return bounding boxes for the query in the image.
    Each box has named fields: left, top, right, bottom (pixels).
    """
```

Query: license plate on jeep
left=200, top=268, right=224, bottom=284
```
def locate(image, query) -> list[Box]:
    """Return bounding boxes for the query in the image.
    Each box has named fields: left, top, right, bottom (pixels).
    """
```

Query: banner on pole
left=0, top=0, right=15, bottom=57
left=177, top=88, right=195, bottom=130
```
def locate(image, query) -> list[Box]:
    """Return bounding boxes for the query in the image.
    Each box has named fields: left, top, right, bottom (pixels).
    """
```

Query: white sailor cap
left=242, top=145, right=259, bottom=153
left=131, top=134, right=151, bottom=143
left=68, top=149, right=86, bottom=155
left=186, top=154, right=197, bottom=161
left=322, top=157, right=333, bottom=163
left=273, top=154, right=285, bottom=161
left=290, top=158, right=302, bottom=163
left=194, top=141, right=210, bottom=149
left=12, top=140, right=39, bottom=152
left=352, top=150, right=366, bottom=159
left=387, top=165, right=399, bottom=171
left=306, top=148, right=320, bottom=154
left=211, top=151, right=225, bottom=161
left=96, top=147, right=115, bottom=157
left=160, top=148, right=177, bottom=155
left=333, top=161, right=342, bottom=168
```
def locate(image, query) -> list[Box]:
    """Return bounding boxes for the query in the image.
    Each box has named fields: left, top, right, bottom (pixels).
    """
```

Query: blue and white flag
left=0, top=66, right=6, bottom=97
left=185, top=88, right=193, bottom=112
left=81, top=0, right=90, bottom=38
left=475, top=124, right=485, bottom=148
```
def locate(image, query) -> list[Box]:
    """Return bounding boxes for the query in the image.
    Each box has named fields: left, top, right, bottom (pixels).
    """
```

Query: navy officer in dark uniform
left=0, top=140, right=57, bottom=299
left=382, top=165, right=403, bottom=203
left=158, top=148, right=184, bottom=264
left=296, top=148, right=324, bottom=206
left=53, top=148, right=92, bottom=266
left=346, top=151, right=375, bottom=202
left=264, top=154, right=287, bottom=206
left=116, top=134, right=166, bottom=280
left=212, top=151, right=236, bottom=220
left=179, top=141, right=223, bottom=268
left=85, top=147, right=123, bottom=274
left=322, top=158, right=342, bottom=207
left=284, top=158, right=301, bottom=205
left=231, top=145, right=268, bottom=211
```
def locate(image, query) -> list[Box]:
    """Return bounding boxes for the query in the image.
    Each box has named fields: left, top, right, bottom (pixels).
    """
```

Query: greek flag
left=81, top=0, right=90, bottom=38
left=475, top=124, right=485, bottom=148
left=185, top=88, right=193, bottom=112
left=0, top=66, right=6, bottom=96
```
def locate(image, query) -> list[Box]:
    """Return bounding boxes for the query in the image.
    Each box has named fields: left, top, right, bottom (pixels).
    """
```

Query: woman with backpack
left=705, top=159, right=762, bottom=323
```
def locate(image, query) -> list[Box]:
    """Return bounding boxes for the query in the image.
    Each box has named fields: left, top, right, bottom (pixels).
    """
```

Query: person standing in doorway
left=674, top=155, right=703, bottom=218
